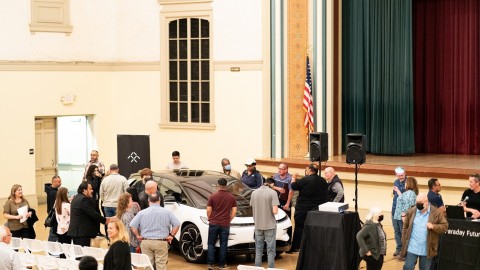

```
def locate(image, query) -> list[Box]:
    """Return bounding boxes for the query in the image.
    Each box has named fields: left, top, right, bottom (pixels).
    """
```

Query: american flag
left=303, top=56, right=314, bottom=132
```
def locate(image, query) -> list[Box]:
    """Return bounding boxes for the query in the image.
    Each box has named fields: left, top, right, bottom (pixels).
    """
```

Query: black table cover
left=296, top=211, right=361, bottom=270
left=438, top=219, right=480, bottom=270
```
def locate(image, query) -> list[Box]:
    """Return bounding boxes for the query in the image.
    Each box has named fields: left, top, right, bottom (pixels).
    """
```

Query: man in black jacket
left=324, top=167, right=345, bottom=202
left=68, top=182, right=111, bottom=247
left=44, top=175, right=61, bottom=241
left=289, top=163, right=328, bottom=253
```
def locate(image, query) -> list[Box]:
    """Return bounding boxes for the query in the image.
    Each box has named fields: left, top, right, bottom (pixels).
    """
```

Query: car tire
left=179, top=224, right=206, bottom=263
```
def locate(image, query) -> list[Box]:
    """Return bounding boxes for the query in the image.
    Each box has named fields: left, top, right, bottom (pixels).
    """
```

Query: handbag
left=44, top=208, right=57, bottom=228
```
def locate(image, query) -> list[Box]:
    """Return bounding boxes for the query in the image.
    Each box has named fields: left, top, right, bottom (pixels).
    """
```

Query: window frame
left=159, top=0, right=215, bottom=129
left=30, top=0, right=73, bottom=35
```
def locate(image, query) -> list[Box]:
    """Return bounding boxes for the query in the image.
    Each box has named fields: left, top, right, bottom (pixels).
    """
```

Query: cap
left=110, top=164, right=119, bottom=170
left=245, top=158, right=256, bottom=166
left=395, top=166, right=405, bottom=174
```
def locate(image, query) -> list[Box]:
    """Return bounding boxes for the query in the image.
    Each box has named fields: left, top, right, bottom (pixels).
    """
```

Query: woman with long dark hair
left=55, top=187, right=72, bottom=244
left=3, top=184, right=32, bottom=238
left=85, top=165, right=102, bottom=213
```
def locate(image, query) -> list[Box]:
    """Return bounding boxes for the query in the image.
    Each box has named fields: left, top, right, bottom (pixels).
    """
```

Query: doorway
left=35, top=116, right=92, bottom=202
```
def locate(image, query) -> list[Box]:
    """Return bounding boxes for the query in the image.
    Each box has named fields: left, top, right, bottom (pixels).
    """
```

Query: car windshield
left=182, top=178, right=252, bottom=209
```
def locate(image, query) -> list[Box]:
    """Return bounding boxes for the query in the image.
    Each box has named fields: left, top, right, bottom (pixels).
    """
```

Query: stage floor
left=257, top=153, right=480, bottom=179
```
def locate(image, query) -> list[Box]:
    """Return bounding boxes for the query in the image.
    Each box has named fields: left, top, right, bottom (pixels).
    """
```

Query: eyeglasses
left=278, top=168, right=286, bottom=170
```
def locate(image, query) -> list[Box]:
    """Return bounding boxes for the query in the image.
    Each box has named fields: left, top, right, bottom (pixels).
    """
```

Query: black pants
left=11, top=228, right=30, bottom=238
left=291, top=208, right=309, bottom=250
left=72, top=236, right=91, bottom=247
left=58, top=233, right=72, bottom=244
left=363, top=255, right=384, bottom=270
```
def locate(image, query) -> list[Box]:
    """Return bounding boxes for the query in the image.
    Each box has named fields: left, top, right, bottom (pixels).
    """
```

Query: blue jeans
left=104, top=207, right=116, bottom=217
left=255, top=228, right=276, bottom=268
left=207, top=224, right=230, bottom=267
left=104, top=207, right=116, bottom=239
left=392, top=217, right=403, bottom=252
left=403, top=251, right=431, bottom=270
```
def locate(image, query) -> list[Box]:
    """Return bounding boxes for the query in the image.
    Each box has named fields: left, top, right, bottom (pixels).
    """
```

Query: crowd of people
left=2, top=149, right=480, bottom=270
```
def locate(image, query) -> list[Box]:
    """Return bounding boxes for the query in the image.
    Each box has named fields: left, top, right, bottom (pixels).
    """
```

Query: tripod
left=354, top=163, right=359, bottom=212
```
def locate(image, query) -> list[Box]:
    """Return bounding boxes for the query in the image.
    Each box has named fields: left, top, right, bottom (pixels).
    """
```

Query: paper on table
left=17, top=205, right=28, bottom=223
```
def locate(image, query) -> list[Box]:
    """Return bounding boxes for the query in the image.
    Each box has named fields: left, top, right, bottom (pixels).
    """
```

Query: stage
left=256, top=154, right=480, bottom=218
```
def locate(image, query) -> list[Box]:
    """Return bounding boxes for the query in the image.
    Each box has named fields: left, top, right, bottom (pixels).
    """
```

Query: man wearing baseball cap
left=392, top=166, right=406, bottom=257
left=240, top=158, right=263, bottom=189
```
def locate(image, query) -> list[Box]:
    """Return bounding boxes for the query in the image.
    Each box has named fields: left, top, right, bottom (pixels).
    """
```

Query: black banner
left=117, top=135, right=151, bottom=179
left=438, top=219, right=480, bottom=270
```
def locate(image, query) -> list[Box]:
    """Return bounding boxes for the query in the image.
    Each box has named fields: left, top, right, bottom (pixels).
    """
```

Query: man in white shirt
left=166, top=151, right=188, bottom=169
left=0, top=226, right=21, bottom=270
left=100, top=164, right=129, bottom=217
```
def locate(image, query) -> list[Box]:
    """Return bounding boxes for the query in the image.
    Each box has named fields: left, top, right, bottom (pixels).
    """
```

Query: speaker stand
left=354, top=163, right=359, bottom=212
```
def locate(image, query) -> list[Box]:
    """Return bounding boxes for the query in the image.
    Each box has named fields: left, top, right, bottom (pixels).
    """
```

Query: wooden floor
left=1, top=204, right=416, bottom=270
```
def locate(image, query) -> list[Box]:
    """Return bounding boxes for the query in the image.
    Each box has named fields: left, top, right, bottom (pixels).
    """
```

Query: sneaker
left=286, top=249, right=299, bottom=254
left=218, top=266, right=230, bottom=270
left=207, top=264, right=216, bottom=270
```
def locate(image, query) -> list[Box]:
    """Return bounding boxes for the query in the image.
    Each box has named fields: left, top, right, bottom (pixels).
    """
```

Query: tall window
left=168, top=18, right=210, bottom=123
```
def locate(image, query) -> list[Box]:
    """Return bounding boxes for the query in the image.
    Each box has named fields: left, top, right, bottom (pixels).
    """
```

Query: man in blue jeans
left=392, top=166, right=406, bottom=257
left=251, top=178, right=280, bottom=268
left=206, top=178, right=237, bottom=270
left=99, top=164, right=128, bottom=238
left=401, top=193, right=448, bottom=270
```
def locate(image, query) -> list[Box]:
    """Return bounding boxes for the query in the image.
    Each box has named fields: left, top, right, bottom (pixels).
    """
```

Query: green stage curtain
left=342, top=0, right=415, bottom=155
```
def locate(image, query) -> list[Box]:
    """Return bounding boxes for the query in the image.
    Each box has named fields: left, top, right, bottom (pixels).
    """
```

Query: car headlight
left=200, top=216, right=209, bottom=225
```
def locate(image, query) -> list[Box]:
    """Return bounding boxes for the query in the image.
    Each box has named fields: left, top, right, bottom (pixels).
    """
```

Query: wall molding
left=0, top=60, right=263, bottom=72
left=213, top=60, right=263, bottom=71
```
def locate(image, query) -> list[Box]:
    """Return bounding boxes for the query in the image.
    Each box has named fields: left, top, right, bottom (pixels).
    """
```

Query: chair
left=56, top=257, right=80, bottom=270
left=35, top=254, right=59, bottom=270
left=61, top=243, right=84, bottom=260
left=44, top=241, right=64, bottom=257
left=22, top=239, right=46, bottom=254
left=17, top=252, right=37, bottom=269
left=82, top=246, right=107, bottom=261
left=237, top=265, right=266, bottom=270
left=130, top=253, right=154, bottom=270
left=8, top=237, right=22, bottom=251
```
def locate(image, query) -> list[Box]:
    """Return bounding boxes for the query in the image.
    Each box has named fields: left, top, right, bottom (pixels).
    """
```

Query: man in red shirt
left=207, top=178, right=237, bottom=270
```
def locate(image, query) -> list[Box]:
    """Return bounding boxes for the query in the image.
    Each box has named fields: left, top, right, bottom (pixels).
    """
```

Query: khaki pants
left=141, top=240, right=168, bottom=270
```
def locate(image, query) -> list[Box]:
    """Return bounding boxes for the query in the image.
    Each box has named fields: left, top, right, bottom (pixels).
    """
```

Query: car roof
left=129, top=169, right=238, bottom=184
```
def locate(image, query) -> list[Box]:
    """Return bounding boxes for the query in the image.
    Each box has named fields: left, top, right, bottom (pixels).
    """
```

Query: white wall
left=0, top=0, right=268, bottom=202
left=213, top=0, right=263, bottom=60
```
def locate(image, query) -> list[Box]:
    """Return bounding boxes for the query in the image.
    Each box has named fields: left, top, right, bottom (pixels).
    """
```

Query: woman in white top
left=55, top=187, right=71, bottom=244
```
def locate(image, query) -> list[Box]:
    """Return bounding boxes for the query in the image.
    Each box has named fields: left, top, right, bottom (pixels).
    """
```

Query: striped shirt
left=130, top=204, right=180, bottom=239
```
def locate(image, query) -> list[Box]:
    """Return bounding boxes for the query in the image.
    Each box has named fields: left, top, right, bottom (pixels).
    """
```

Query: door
left=35, top=118, right=57, bottom=203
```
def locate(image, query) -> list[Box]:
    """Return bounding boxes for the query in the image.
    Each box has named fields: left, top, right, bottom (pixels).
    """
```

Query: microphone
left=457, top=196, right=469, bottom=206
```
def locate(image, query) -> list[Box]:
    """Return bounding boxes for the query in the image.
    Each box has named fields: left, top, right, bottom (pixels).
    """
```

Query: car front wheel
left=179, top=224, right=206, bottom=263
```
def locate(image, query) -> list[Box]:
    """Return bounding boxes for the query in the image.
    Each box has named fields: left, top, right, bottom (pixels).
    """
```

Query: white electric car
left=129, top=169, right=291, bottom=263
